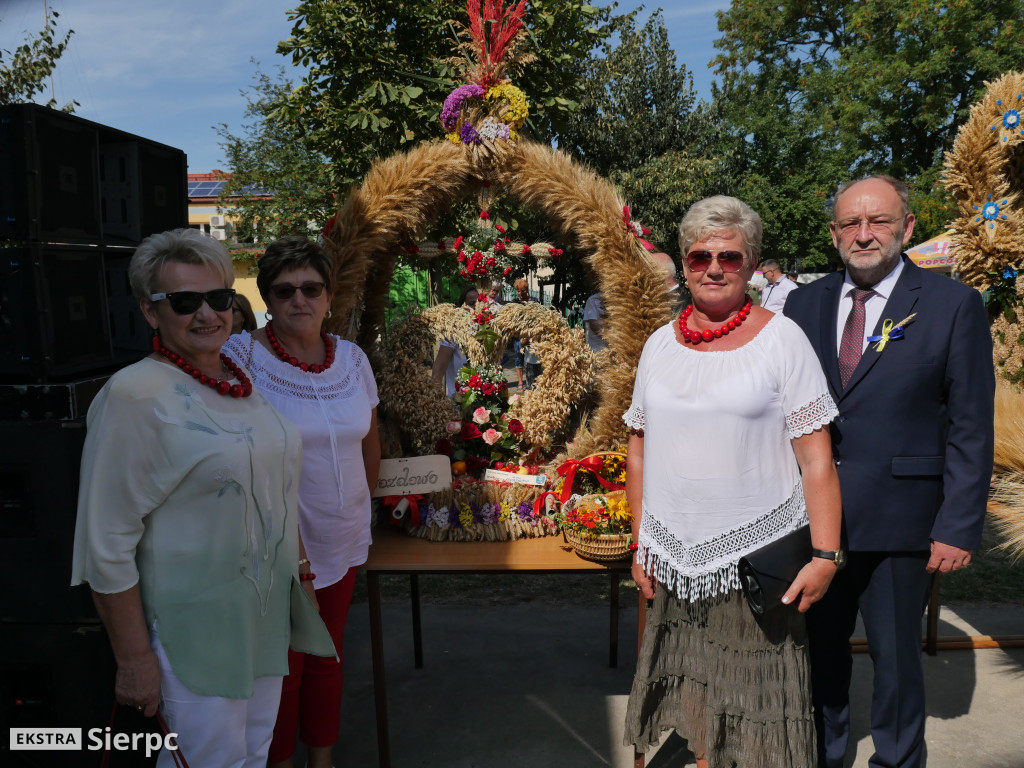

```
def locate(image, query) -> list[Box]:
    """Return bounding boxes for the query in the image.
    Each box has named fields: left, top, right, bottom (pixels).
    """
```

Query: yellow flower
left=447, top=131, right=462, bottom=144
left=458, top=502, right=474, bottom=528
left=485, top=83, right=529, bottom=129
left=499, top=501, right=512, bottom=522
left=606, top=495, right=632, bottom=524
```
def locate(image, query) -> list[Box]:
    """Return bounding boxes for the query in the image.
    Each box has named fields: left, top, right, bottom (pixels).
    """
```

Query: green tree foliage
left=712, top=0, right=1024, bottom=268
left=274, top=0, right=615, bottom=187
left=215, top=65, right=337, bottom=245
left=560, top=10, right=714, bottom=179
left=0, top=9, right=76, bottom=111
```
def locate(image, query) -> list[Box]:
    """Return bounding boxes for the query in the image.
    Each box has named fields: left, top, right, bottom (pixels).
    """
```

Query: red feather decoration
left=465, top=0, right=528, bottom=87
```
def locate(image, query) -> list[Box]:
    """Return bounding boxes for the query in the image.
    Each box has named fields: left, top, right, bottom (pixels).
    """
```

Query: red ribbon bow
left=383, top=494, right=425, bottom=527
left=532, top=456, right=625, bottom=516
left=622, top=206, right=654, bottom=251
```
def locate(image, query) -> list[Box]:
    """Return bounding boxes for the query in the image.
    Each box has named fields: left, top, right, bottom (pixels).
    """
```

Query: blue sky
left=0, top=1, right=730, bottom=173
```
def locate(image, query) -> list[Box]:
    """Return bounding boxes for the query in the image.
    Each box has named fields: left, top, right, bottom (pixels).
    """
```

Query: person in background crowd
left=583, top=290, right=608, bottom=353
left=788, top=271, right=800, bottom=284
left=510, top=278, right=538, bottom=390
left=486, top=281, right=504, bottom=307
left=651, top=250, right=688, bottom=314
left=758, top=258, right=798, bottom=313
left=72, top=228, right=333, bottom=768
left=232, top=292, right=258, bottom=334
left=224, top=235, right=381, bottom=768
left=785, top=175, right=994, bottom=768
left=432, top=284, right=480, bottom=396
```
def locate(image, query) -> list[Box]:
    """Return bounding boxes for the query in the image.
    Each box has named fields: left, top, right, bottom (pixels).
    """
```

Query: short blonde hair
left=678, top=196, right=762, bottom=264
left=128, top=228, right=233, bottom=300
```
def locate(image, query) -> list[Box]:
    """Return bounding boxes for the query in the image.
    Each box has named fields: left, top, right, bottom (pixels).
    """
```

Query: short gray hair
left=129, top=228, right=233, bottom=300
left=678, top=196, right=762, bottom=264
left=832, top=175, right=910, bottom=220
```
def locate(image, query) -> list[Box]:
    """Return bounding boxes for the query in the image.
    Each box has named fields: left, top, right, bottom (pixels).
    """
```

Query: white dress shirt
left=835, top=258, right=905, bottom=354
left=760, top=275, right=797, bottom=313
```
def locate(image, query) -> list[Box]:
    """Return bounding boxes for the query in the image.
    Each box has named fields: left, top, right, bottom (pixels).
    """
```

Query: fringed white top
left=623, top=315, right=837, bottom=601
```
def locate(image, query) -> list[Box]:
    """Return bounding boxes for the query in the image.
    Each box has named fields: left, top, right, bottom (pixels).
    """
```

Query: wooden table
left=362, top=526, right=632, bottom=768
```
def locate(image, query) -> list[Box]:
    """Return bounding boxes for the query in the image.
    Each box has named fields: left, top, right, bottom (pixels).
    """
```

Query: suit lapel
left=819, top=275, right=843, bottom=396
left=842, top=257, right=922, bottom=395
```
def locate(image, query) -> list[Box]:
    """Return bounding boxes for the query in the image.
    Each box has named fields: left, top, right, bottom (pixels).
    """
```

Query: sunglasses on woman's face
left=685, top=250, right=747, bottom=273
left=268, top=281, right=326, bottom=301
left=149, top=288, right=236, bottom=314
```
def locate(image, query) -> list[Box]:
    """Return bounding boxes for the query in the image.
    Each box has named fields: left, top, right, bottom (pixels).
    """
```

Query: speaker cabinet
left=0, top=104, right=103, bottom=244
left=0, top=419, right=96, bottom=623
left=0, top=245, right=113, bottom=382
left=99, top=139, right=187, bottom=245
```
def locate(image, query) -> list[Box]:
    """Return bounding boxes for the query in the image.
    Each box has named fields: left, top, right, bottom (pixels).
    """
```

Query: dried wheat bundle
left=991, top=308, right=1024, bottom=382
left=988, top=383, right=1024, bottom=561
left=375, top=312, right=458, bottom=454
left=496, top=141, right=674, bottom=454
left=943, top=71, right=1024, bottom=290
left=421, top=303, right=494, bottom=366
left=491, top=301, right=595, bottom=448
left=322, top=139, right=475, bottom=346
left=404, top=479, right=555, bottom=542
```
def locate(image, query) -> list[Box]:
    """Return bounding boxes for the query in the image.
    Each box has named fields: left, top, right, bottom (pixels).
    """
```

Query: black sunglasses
left=269, top=281, right=326, bottom=301
left=150, top=288, right=236, bottom=314
left=685, top=250, right=746, bottom=273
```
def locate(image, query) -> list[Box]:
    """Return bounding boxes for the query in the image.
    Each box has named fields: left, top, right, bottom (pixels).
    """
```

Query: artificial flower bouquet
left=557, top=490, right=634, bottom=563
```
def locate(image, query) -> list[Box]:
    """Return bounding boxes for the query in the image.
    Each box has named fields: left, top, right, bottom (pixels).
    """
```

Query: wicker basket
left=562, top=528, right=632, bottom=563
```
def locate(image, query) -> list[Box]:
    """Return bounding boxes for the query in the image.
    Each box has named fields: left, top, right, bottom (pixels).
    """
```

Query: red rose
left=493, top=240, right=505, bottom=252
left=453, top=235, right=464, bottom=250
left=521, top=244, right=531, bottom=255
left=480, top=211, right=490, bottom=220
left=507, top=419, right=524, bottom=435
left=471, top=250, right=483, bottom=263
left=438, top=240, right=447, bottom=250
left=459, top=269, right=469, bottom=278
left=481, top=382, right=495, bottom=395
left=466, top=455, right=488, bottom=472
left=458, top=251, right=467, bottom=263
left=495, top=224, right=506, bottom=234
left=461, top=423, right=482, bottom=440
left=476, top=267, right=487, bottom=275
left=499, top=381, right=507, bottom=391
left=434, top=438, right=452, bottom=456
left=503, top=266, right=513, bottom=276
left=486, top=256, right=497, bottom=267
left=468, top=374, right=482, bottom=387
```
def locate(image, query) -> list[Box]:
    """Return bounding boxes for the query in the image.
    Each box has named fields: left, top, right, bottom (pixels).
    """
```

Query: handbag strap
left=100, top=703, right=190, bottom=768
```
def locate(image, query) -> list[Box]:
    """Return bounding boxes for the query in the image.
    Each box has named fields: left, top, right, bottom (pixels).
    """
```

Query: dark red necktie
left=839, top=288, right=874, bottom=388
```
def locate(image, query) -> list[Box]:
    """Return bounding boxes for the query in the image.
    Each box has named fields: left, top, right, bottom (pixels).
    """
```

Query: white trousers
left=151, top=631, right=283, bottom=768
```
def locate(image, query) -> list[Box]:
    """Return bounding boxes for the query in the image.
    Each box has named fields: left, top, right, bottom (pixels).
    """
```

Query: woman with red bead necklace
left=72, top=229, right=334, bottom=768
left=623, top=197, right=842, bottom=768
left=224, top=235, right=381, bottom=768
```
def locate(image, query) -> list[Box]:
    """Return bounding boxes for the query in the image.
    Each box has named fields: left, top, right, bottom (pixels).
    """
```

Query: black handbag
left=737, top=525, right=811, bottom=615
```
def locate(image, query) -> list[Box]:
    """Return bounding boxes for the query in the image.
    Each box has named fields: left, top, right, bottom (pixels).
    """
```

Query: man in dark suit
left=784, top=175, right=994, bottom=768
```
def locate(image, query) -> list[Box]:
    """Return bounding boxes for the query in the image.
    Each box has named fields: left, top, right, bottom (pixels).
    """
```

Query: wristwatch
left=812, top=548, right=847, bottom=570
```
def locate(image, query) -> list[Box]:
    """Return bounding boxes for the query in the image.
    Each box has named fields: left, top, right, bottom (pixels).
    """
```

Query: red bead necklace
left=265, top=322, right=335, bottom=373
left=152, top=337, right=253, bottom=397
left=678, top=299, right=753, bottom=344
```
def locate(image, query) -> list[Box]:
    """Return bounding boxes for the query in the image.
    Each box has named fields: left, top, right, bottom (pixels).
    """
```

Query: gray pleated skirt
left=623, top=586, right=816, bottom=768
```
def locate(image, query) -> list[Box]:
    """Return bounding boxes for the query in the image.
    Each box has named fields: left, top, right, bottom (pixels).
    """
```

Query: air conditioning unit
left=209, top=214, right=227, bottom=227
left=210, top=229, right=228, bottom=241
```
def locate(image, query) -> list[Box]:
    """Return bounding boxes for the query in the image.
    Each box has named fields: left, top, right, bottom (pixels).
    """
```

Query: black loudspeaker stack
left=1, top=104, right=186, bottom=765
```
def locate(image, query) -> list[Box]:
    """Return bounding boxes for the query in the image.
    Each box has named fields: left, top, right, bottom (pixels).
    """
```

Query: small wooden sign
left=372, top=456, right=452, bottom=498
left=482, top=468, right=548, bottom=486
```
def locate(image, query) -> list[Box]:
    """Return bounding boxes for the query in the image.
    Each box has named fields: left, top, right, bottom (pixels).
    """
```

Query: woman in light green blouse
left=71, top=229, right=333, bottom=768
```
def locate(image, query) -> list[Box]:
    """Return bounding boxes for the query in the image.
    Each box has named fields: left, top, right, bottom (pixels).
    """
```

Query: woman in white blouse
left=623, top=197, right=842, bottom=768
left=224, top=235, right=381, bottom=768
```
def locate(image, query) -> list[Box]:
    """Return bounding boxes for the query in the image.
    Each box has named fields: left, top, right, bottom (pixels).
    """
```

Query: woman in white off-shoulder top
left=622, top=197, right=842, bottom=768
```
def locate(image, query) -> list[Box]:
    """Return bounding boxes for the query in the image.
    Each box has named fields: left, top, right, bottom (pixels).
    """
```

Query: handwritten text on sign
left=372, top=456, right=452, bottom=497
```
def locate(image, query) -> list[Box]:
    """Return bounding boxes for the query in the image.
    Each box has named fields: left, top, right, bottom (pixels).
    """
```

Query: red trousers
left=268, top=567, right=357, bottom=761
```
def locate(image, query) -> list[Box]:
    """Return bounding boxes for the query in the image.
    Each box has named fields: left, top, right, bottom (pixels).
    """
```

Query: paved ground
left=315, top=593, right=1024, bottom=768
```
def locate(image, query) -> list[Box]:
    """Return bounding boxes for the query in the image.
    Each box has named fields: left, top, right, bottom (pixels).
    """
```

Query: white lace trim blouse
left=623, top=315, right=837, bottom=600
left=224, top=332, right=379, bottom=588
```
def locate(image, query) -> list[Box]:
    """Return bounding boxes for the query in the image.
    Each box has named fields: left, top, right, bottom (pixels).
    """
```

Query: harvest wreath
left=316, top=1, right=673, bottom=542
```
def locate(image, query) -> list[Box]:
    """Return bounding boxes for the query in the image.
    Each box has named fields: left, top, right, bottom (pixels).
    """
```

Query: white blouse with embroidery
left=623, top=314, right=838, bottom=600
left=224, top=332, right=379, bottom=588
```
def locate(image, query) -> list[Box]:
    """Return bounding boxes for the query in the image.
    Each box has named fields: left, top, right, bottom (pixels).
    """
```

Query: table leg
left=367, top=571, right=391, bottom=768
left=609, top=571, right=619, bottom=668
left=411, top=573, right=423, bottom=669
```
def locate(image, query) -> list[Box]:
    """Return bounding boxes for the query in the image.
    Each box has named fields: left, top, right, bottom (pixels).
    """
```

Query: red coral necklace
left=152, top=337, right=252, bottom=397
left=265, top=322, right=335, bottom=373
left=678, top=299, right=752, bottom=344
